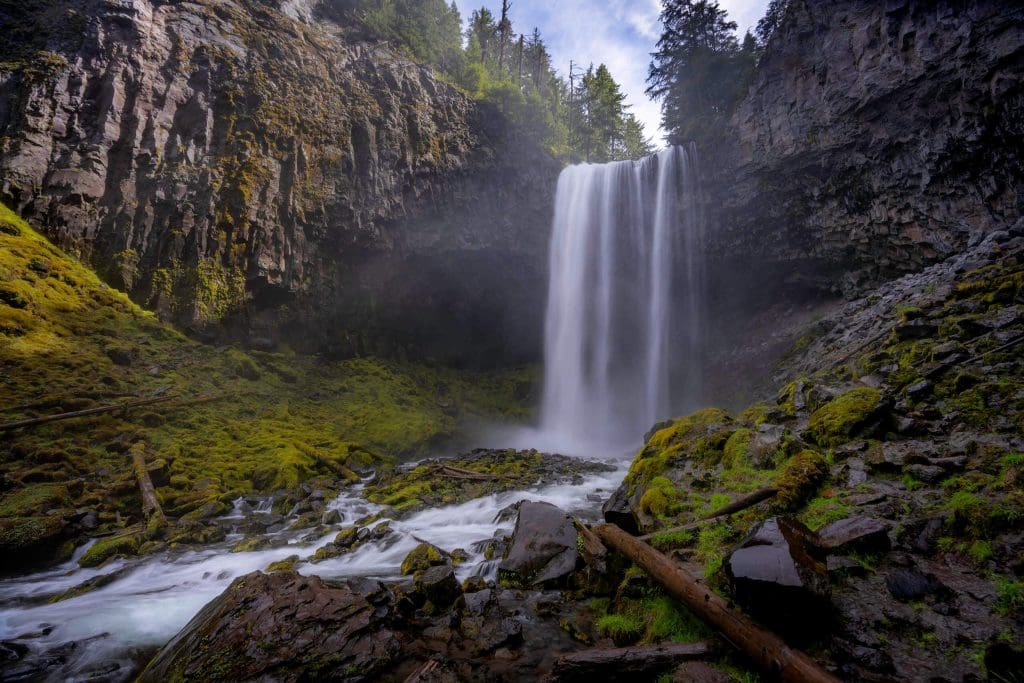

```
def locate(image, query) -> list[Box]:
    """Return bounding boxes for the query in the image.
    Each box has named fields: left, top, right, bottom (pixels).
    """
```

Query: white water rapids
left=0, top=146, right=704, bottom=681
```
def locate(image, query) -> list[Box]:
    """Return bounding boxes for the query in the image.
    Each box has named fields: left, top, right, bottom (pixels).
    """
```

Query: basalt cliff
left=0, top=0, right=558, bottom=364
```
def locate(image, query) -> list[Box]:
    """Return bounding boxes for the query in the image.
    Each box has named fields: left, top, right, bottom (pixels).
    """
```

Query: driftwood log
left=593, top=523, right=840, bottom=683
left=639, top=487, right=778, bottom=541
left=550, top=641, right=714, bottom=682
left=131, top=445, right=165, bottom=522
left=0, top=394, right=175, bottom=433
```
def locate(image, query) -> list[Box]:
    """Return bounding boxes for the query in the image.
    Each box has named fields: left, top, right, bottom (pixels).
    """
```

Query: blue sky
left=457, top=0, right=770, bottom=145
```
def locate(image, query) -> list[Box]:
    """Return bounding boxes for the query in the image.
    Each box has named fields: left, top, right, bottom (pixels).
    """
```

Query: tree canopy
left=338, top=0, right=653, bottom=162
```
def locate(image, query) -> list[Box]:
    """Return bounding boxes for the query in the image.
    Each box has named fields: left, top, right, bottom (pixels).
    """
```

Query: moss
left=639, top=477, right=684, bottom=517
left=772, top=450, right=828, bottom=510
left=595, top=613, right=645, bottom=644
left=0, top=515, right=64, bottom=552
left=805, top=387, right=884, bottom=447
left=0, top=484, right=68, bottom=517
left=995, top=578, right=1023, bottom=615
left=627, top=408, right=733, bottom=488
left=799, top=495, right=850, bottom=530
left=400, top=542, right=447, bottom=575
left=78, top=533, right=143, bottom=567
left=722, top=428, right=753, bottom=469
left=648, top=528, right=695, bottom=551
left=696, top=522, right=733, bottom=579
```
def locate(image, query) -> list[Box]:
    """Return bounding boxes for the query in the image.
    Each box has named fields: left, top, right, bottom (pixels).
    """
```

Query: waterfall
left=539, top=145, right=704, bottom=455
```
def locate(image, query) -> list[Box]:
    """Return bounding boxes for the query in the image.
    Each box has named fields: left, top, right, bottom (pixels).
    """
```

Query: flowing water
left=0, top=146, right=703, bottom=680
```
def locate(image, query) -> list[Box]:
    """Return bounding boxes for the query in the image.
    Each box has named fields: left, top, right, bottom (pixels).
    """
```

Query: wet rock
left=140, top=571, right=401, bottom=681
left=885, top=569, right=944, bottom=601
left=827, top=555, right=868, bottom=578
left=334, top=526, right=360, bottom=548
left=401, top=542, right=450, bottom=575
left=498, top=501, right=579, bottom=588
left=602, top=483, right=640, bottom=535
left=462, top=576, right=489, bottom=593
left=414, top=565, right=462, bottom=609
left=818, top=517, right=891, bottom=554
left=474, top=616, right=523, bottom=654
left=320, top=509, right=342, bottom=525
left=725, top=517, right=830, bottom=634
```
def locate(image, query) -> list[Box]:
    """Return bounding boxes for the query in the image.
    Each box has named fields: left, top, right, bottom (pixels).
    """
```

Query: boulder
left=884, top=569, right=945, bottom=602
left=724, top=517, right=830, bottom=635
left=140, top=572, right=401, bottom=682
left=401, top=542, right=450, bottom=575
left=413, top=565, right=462, bottom=609
left=498, top=501, right=580, bottom=588
left=817, top=517, right=891, bottom=554
left=602, top=484, right=640, bottom=535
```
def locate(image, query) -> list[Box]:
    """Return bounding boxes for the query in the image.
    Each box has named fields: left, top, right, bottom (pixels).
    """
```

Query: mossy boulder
left=805, top=387, right=885, bottom=447
left=401, top=542, right=450, bottom=575
left=78, top=532, right=144, bottom=567
left=638, top=476, right=683, bottom=517
left=627, top=408, right=734, bottom=488
left=0, top=516, right=69, bottom=571
left=773, top=451, right=829, bottom=510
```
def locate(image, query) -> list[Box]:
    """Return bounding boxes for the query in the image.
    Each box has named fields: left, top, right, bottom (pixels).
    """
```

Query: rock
left=474, top=616, right=524, bottom=655
left=140, top=572, right=401, bottom=681
left=498, top=501, right=579, bottom=588
left=826, top=555, right=868, bottom=578
left=896, top=516, right=945, bottom=555
left=602, top=483, right=640, bottom=535
left=903, top=464, right=946, bottom=483
left=414, top=565, right=462, bottom=609
left=669, top=661, right=733, bottom=682
left=0, top=1, right=558, bottom=363
left=884, top=569, right=944, bottom=601
left=462, top=576, right=489, bottom=594
left=334, top=527, right=360, bottom=548
left=818, top=517, right=891, bottom=554
left=905, top=380, right=932, bottom=400
left=724, top=517, right=830, bottom=634
left=320, top=509, right=342, bottom=526
left=401, top=542, right=450, bottom=576
left=985, top=641, right=1024, bottom=683
left=893, top=322, right=938, bottom=341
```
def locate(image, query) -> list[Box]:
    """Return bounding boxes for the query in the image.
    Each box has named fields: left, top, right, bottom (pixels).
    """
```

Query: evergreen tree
left=647, top=0, right=755, bottom=143
left=755, top=0, right=790, bottom=46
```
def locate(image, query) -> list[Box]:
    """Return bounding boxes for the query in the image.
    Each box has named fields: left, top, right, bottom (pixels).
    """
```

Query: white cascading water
left=539, top=144, right=704, bottom=455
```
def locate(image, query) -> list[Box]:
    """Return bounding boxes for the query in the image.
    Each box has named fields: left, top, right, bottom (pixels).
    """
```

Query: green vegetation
left=805, top=387, right=883, bottom=446
left=338, top=0, right=652, bottom=161
left=597, top=595, right=709, bottom=645
left=639, top=476, right=684, bottom=517
left=995, top=578, right=1023, bottom=614
left=78, top=533, right=143, bottom=568
left=0, top=203, right=530, bottom=563
left=799, top=495, right=850, bottom=531
left=772, top=450, right=828, bottom=510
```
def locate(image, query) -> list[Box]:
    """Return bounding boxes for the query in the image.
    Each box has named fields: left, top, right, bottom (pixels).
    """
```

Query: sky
left=458, top=0, right=770, bottom=145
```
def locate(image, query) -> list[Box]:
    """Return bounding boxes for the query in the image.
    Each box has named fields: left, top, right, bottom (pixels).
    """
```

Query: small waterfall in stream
left=539, top=144, right=705, bottom=454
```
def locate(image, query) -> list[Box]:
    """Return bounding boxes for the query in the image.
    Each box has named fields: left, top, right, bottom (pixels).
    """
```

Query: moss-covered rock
left=400, top=542, right=449, bottom=575
left=772, top=451, right=829, bottom=510
left=806, top=387, right=885, bottom=446
left=78, top=532, right=143, bottom=567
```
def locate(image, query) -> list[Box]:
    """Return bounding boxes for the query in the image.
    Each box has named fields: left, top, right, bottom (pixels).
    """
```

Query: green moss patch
left=806, top=387, right=884, bottom=447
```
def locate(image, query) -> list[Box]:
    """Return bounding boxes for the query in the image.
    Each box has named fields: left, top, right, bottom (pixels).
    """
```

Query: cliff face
left=0, top=0, right=558, bottom=364
left=707, top=0, right=1024, bottom=298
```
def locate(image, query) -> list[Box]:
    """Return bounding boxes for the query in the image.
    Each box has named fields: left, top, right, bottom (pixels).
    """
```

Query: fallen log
left=593, top=523, right=840, bottom=683
left=550, top=641, right=714, bottom=682
left=130, top=445, right=165, bottom=522
left=0, top=394, right=175, bottom=433
left=639, top=487, right=778, bottom=541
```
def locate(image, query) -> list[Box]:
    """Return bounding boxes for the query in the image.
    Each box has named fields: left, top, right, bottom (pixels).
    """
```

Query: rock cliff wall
left=0, top=0, right=558, bottom=363
left=707, top=0, right=1023, bottom=299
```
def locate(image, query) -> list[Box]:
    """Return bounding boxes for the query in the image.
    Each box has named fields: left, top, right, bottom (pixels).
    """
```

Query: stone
left=827, top=555, right=868, bottom=578
left=334, top=527, right=360, bottom=548
left=320, top=509, right=342, bottom=525
left=893, top=322, right=938, bottom=341
left=903, top=464, right=946, bottom=483
left=498, top=501, right=579, bottom=588
left=140, top=571, right=401, bottom=681
left=818, top=517, right=891, bottom=554
left=884, top=569, right=944, bottom=601
left=905, top=380, right=932, bottom=400
left=670, top=661, right=733, bottom=682
left=414, top=565, right=462, bottom=608
left=724, top=517, right=830, bottom=634
left=896, top=517, right=945, bottom=555
left=401, top=542, right=450, bottom=576
left=602, top=484, right=640, bottom=535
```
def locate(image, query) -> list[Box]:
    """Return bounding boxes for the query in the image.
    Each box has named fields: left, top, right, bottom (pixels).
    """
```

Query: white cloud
left=457, top=0, right=770, bottom=147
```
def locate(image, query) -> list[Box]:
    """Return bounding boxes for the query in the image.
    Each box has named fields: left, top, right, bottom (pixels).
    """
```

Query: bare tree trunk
left=131, top=445, right=164, bottom=522
left=593, top=524, right=840, bottom=683
left=639, top=487, right=778, bottom=541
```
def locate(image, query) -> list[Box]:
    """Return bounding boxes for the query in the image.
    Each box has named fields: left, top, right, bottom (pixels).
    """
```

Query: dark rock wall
left=0, top=0, right=558, bottom=364
left=707, top=0, right=1024, bottom=298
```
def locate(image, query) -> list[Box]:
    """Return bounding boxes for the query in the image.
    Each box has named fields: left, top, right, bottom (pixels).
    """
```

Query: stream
left=0, top=460, right=628, bottom=682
